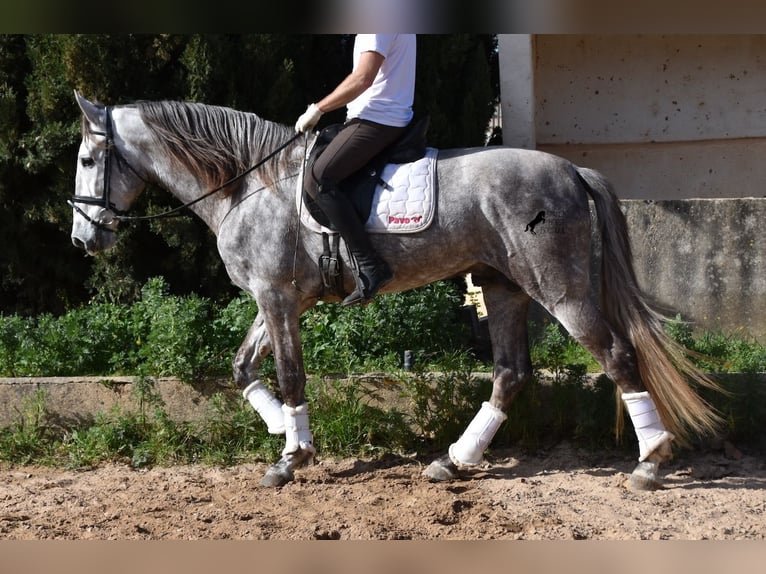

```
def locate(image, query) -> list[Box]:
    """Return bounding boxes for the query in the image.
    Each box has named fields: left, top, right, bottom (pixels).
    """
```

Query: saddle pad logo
left=298, top=148, right=438, bottom=235
left=365, top=147, right=438, bottom=234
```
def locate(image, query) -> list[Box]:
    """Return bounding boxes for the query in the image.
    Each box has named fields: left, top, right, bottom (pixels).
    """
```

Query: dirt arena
left=1, top=442, right=764, bottom=540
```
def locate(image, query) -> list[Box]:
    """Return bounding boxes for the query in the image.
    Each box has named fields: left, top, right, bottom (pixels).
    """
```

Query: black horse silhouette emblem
left=525, top=210, right=546, bottom=234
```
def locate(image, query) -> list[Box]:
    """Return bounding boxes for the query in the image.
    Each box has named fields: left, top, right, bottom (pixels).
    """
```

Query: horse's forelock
left=81, top=115, right=101, bottom=140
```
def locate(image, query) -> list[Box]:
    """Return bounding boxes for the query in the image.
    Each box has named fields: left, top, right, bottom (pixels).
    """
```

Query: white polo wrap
left=282, top=402, right=315, bottom=457
left=622, top=391, right=675, bottom=461
left=448, top=401, right=507, bottom=466
left=242, top=380, right=285, bottom=434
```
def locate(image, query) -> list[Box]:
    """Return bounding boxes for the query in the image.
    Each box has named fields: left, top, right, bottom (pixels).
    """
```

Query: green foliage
left=530, top=321, right=601, bottom=378
left=0, top=277, right=469, bottom=379
left=64, top=409, right=155, bottom=469
left=0, top=34, right=499, bottom=315
left=0, top=314, right=26, bottom=376
left=0, top=389, right=56, bottom=464
left=415, top=34, right=498, bottom=148
left=2, top=274, right=764, bottom=468
left=1, top=276, right=762, bottom=383
left=300, top=280, right=470, bottom=374
left=129, top=278, right=215, bottom=380
left=41, top=378, right=279, bottom=469
left=306, top=378, right=415, bottom=457
left=2, top=334, right=765, bottom=468
left=0, top=377, right=413, bottom=468
left=196, top=392, right=280, bottom=466
left=706, top=375, right=766, bottom=447
left=665, top=316, right=766, bottom=373
left=399, top=354, right=490, bottom=450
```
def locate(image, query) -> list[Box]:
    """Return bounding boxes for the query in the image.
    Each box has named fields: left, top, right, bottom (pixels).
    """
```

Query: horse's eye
left=81, top=157, right=95, bottom=168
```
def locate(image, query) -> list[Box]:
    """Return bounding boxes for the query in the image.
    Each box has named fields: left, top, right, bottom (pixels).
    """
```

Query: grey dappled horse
left=70, top=92, right=722, bottom=489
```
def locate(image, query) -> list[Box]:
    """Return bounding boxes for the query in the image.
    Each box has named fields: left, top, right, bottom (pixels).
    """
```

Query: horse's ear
left=74, top=90, right=104, bottom=127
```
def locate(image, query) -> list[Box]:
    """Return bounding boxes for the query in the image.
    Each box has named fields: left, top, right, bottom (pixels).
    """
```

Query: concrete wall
left=0, top=377, right=228, bottom=427
left=623, top=199, right=765, bottom=339
left=500, top=34, right=766, bottom=200
left=498, top=35, right=766, bottom=340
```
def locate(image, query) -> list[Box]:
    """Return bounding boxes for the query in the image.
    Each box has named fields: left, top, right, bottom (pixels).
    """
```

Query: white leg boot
left=282, top=403, right=316, bottom=461
left=622, top=391, right=675, bottom=462
left=242, top=380, right=285, bottom=434
left=448, top=402, right=507, bottom=466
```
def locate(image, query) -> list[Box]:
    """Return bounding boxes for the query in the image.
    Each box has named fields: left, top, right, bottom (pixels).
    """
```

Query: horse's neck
left=115, top=108, right=240, bottom=234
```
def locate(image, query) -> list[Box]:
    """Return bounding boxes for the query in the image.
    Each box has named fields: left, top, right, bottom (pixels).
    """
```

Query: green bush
left=306, top=378, right=416, bottom=456
left=530, top=320, right=601, bottom=377
left=0, top=306, right=134, bottom=376
left=2, top=278, right=765, bottom=468
left=0, top=390, right=58, bottom=464
left=399, top=353, right=489, bottom=450
left=0, top=314, right=31, bottom=376
left=300, top=280, right=471, bottom=374
left=129, top=278, right=217, bottom=380
left=664, top=316, right=766, bottom=373
left=0, top=277, right=471, bottom=379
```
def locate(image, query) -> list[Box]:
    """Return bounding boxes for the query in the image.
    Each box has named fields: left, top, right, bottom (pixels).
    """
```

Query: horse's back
left=435, top=145, right=590, bottom=218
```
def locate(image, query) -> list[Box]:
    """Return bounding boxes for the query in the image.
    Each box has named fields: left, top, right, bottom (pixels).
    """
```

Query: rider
left=295, top=34, right=416, bottom=306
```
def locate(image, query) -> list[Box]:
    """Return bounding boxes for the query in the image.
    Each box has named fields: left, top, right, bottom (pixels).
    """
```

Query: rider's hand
left=294, top=103, right=324, bottom=133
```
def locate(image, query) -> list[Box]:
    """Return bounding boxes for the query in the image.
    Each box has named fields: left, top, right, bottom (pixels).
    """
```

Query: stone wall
left=623, top=198, right=765, bottom=340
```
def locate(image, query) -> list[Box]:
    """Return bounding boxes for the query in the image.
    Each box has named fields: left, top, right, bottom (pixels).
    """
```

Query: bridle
left=68, top=106, right=147, bottom=231
left=68, top=105, right=302, bottom=232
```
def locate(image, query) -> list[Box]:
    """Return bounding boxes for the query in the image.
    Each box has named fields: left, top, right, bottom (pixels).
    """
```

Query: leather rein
left=68, top=105, right=301, bottom=231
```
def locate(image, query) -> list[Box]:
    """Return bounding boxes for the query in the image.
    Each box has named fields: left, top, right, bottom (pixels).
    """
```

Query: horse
left=69, top=91, right=722, bottom=490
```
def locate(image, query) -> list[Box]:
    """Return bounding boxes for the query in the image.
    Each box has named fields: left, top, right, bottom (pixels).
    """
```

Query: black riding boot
left=313, top=184, right=393, bottom=306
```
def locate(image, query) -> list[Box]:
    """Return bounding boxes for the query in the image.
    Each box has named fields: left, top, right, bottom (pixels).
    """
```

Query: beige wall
left=499, top=34, right=766, bottom=199
left=497, top=35, right=766, bottom=340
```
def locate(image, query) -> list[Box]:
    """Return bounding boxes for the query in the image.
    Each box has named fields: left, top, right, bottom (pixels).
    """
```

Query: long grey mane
left=136, top=100, right=297, bottom=193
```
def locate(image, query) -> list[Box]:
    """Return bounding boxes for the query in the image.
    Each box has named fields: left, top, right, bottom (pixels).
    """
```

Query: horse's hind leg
left=424, top=276, right=533, bottom=481
left=550, top=297, right=673, bottom=490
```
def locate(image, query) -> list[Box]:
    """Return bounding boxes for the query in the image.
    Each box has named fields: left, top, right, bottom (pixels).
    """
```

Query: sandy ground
left=0, top=442, right=764, bottom=540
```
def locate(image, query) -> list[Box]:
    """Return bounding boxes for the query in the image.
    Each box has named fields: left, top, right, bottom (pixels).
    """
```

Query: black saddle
left=303, top=115, right=430, bottom=229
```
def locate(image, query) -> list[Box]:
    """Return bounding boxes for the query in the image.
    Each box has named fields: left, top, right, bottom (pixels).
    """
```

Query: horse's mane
left=136, top=100, right=297, bottom=194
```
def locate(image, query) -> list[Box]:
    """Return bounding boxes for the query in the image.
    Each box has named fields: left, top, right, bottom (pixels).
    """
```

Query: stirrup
left=341, top=257, right=393, bottom=306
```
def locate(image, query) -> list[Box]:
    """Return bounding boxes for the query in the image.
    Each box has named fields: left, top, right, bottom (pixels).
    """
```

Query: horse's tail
left=575, top=166, right=724, bottom=446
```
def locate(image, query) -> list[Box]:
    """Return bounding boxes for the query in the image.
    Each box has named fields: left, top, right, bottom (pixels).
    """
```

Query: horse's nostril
left=72, top=237, right=85, bottom=250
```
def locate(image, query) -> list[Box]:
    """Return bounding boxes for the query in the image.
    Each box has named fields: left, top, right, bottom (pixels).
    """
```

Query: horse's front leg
left=235, top=312, right=285, bottom=434
left=256, top=301, right=316, bottom=488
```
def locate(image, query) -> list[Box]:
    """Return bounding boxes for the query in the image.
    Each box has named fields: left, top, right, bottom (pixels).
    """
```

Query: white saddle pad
left=298, top=147, right=438, bottom=235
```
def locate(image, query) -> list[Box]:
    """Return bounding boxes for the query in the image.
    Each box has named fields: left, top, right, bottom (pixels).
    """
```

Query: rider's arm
left=315, top=50, right=384, bottom=113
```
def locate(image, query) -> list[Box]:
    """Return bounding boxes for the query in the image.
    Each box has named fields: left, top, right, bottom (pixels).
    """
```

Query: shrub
left=306, top=377, right=416, bottom=456
left=0, top=390, right=56, bottom=464
left=300, top=280, right=471, bottom=374
left=664, top=315, right=766, bottom=373
left=399, top=352, right=490, bottom=450
left=0, top=277, right=473, bottom=379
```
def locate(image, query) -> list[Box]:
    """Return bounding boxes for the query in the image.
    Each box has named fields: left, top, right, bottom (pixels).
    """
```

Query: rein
left=68, top=105, right=302, bottom=230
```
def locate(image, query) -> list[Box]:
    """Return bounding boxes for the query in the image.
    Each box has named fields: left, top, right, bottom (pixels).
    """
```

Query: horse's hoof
left=422, top=455, right=459, bottom=482
left=260, top=464, right=294, bottom=487
left=628, top=460, right=664, bottom=491
left=259, top=448, right=315, bottom=487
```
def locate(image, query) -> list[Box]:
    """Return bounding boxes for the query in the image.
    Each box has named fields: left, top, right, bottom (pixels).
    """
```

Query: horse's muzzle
left=71, top=225, right=117, bottom=255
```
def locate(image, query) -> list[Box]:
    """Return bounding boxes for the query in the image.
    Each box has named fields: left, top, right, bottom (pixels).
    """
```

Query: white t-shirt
left=346, top=34, right=416, bottom=127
